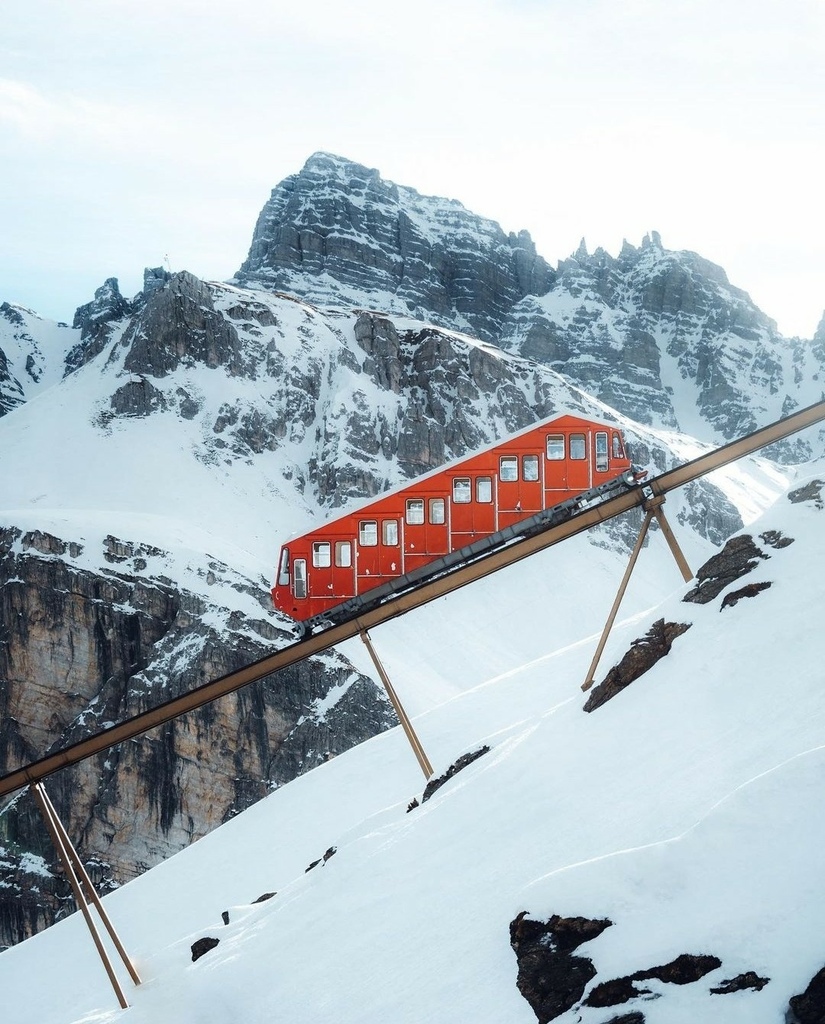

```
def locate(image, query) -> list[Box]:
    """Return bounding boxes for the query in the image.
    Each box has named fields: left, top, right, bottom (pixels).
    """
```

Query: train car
left=272, top=413, right=643, bottom=632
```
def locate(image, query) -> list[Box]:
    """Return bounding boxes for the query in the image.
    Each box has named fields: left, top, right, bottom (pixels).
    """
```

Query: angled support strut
left=30, top=781, right=140, bottom=1009
left=360, top=630, right=434, bottom=779
left=581, top=495, right=693, bottom=692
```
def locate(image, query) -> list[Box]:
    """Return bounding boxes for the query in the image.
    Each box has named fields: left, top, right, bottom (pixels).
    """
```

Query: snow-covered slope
left=2, top=471, right=823, bottom=1024
left=0, top=302, right=78, bottom=414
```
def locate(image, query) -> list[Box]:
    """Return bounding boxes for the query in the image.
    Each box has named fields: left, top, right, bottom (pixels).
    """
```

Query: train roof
left=282, top=411, right=625, bottom=543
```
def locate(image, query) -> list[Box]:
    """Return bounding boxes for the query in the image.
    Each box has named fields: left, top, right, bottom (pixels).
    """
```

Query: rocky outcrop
left=583, top=619, right=692, bottom=712
left=67, top=278, right=133, bottom=374
left=420, top=746, right=490, bottom=803
left=510, top=910, right=769, bottom=1021
left=788, top=964, right=825, bottom=1023
left=234, top=152, right=555, bottom=344
left=121, top=271, right=248, bottom=378
left=509, top=912, right=612, bottom=1023
left=682, top=534, right=768, bottom=605
left=584, top=953, right=722, bottom=1008
left=0, top=525, right=394, bottom=949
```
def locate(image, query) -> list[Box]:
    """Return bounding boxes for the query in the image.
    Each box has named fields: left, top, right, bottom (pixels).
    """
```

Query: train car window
left=405, top=499, right=425, bottom=524
left=383, top=519, right=399, bottom=545
left=612, top=432, right=625, bottom=459
left=429, top=498, right=446, bottom=524
left=595, top=432, right=609, bottom=472
left=293, top=559, right=307, bottom=599
left=476, top=476, right=492, bottom=503
left=277, top=547, right=290, bottom=585
left=570, top=434, right=587, bottom=460
left=523, top=454, right=539, bottom=481
left=335, top=541, right=352, bottom=567
left=546, top=434, right=565, bottom=460
left=453, top=478, right=471, bottom=503
left=359, top=521, right=378, bottom=546
left=312, top=541, right=331, bottom=567
left=500, top=456, right=518, bottom=481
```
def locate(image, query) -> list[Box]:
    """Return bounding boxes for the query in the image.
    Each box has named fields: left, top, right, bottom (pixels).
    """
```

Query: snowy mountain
left=232, top=153, right=825, bottom=454
left=0, top=152, right=820, bottom=963
left=2, top=472, right=824, bottom=1024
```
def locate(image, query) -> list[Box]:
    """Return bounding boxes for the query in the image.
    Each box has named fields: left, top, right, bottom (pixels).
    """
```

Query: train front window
left=612, top=432, right=625, bottom=459
left=452, top=478, right=471, bottom=503
left=293, top=559, right=307, bottom=599
left=476, top=476, right=492, bottom=503
left=546, top=434, right=565, bottom=460
left=312, top=541, right=331, bottom=567
left=277, top=547, right=290, bottom=585
left=335, top=541, right=352, bottom=567
left=595, top=432, right=608, bottom=472
left=523, top=454, right=539, bottom=481
left=570, top=433, right=587, bottom=460
left=406, top=499, right=425, bottom=525
left=500, top=456, right=518, bottom=482
left=429, top=498, right=445, bottom=524
left=359, top=520, right=378, bottom=546
left=383, top=519, right=399, bottom=545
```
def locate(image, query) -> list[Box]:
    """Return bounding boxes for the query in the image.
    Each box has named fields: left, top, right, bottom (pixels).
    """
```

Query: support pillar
left=30, top=781, right=140, bottom=1008
left=360, top=630, right=434, bottom=779
left=581, top=495, right=693, bottom=692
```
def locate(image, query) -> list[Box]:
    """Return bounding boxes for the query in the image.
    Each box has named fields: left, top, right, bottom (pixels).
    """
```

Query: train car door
left=423, top=495, right=450, bottom=556
left=448, top=474, right=497, bottom=547
left=544, top=430, right=592, bottom=494
left=378, top=518, right=402, bottom=577
left=309, top=536, right=355, bottom=600
left=497, top=452, right=543, bottom=527
left=403, top=495, right=449, bottom=570
left=355, top=518, right=381, bottom=593
left=566, top=430, right=591, bottom=490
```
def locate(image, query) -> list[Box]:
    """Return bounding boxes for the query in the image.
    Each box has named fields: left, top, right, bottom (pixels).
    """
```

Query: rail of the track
left=2, top=399, right=824, bottom=800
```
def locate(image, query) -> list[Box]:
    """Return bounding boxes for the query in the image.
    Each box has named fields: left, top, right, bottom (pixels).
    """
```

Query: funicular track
left=3, top=400, right=824, bottom=1008
left=2, top=399, right=825, bottom=802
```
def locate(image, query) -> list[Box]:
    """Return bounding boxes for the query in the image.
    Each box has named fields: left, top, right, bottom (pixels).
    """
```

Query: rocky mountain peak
left=234, top=152, right=555, bottom=343
left=66, top=277, right=133, bottom=374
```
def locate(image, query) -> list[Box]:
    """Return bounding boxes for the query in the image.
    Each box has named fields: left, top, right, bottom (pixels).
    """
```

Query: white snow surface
left=1, top=474, right=824, bottom=1023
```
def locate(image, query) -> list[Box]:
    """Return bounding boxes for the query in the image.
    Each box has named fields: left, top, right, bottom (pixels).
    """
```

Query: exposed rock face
left=191, top=936, right=220, bottom=962
left=235, top=152, right=555, bottom=344
left=710, top=970, right=770, bottom=994
left=788, top=479, right=825, bottom=508
left=509, top=912, right=612, bottom=1023
left=0, top=525, right=394, bottom=949
left=420, top=746, right=490, bottom=803
left=501, top=233, right=825, bottom=452
left=583, top=619, right=692, bottom=712
left=788, top=964, right=825, bottom=1023
left=683, top=534, right=768, bottom=605
left=67, top=278, right=133, bottom=374
left=584, top=953, right=722, bottom=1007
left=121, top=271, right=247, bottom=378
left=509, top=911, right=763, bottom=1021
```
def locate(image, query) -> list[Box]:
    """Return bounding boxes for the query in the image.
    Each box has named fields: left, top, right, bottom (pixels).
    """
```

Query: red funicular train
left=272, top=413, right=642, bottom=633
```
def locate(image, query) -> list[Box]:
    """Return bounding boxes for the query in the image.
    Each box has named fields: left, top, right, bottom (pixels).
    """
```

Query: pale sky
left=2, top=0, right=823, bottom=337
